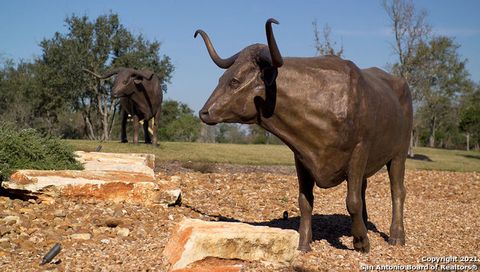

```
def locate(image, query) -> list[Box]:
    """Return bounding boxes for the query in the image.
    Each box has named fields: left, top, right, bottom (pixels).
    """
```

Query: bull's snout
left=199, top=109, right=218, bottom=126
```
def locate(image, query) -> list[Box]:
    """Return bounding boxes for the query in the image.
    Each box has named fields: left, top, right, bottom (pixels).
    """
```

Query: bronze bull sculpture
left=195, top=18, right=412, bottom=252
left=83, top=68, right=163, bottom=145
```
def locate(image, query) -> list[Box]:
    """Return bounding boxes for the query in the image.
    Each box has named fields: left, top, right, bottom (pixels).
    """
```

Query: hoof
left=353, top=236, right=370, bottom=253
left=120, top=139, right=128, bottom=143
left=388, top=237, right=405, bottom=246
left=298, top=244, right=312, bottom=252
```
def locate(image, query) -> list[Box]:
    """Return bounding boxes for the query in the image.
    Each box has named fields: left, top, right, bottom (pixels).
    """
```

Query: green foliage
left=0, top=123, right=83, bottom=180
left=215, top=124, right=248, bottom=144
left=249, top=125, right=283, bottom=145
left=158, top=100, right=201, bottom=142
left=459, top=86, right=480, bottom=147
left=410, top=36, right=471, bottom=148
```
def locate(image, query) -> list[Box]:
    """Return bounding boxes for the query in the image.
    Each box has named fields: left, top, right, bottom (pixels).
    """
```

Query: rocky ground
left=0, top=162, right=479, bottom=271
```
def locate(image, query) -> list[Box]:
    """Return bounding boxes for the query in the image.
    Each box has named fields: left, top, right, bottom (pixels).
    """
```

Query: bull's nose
left=199, top=109, right=209, bottom=121
left=199, top=109, right=217, bottom=125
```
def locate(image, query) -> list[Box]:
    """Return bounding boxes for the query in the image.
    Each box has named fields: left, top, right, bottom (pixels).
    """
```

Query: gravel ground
left=0, top=163, right=479, bottom=271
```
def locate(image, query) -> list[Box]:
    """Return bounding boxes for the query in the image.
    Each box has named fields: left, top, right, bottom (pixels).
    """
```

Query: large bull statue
left=83, top=68, right=163, bottom=145
left=195, top=19, right=412, bottom=252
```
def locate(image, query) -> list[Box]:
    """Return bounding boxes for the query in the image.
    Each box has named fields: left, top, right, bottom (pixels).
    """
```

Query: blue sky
left=1, top=0, right=479, bottom=112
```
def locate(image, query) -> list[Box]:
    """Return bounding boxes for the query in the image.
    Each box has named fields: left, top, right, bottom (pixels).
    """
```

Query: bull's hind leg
left=362, top=178, right=368, bottom=227
left=387, top=155, right=407, bottom=246
left=346, top=144, right=370, bottom=252
left=295, top=156, right=315, bottom=252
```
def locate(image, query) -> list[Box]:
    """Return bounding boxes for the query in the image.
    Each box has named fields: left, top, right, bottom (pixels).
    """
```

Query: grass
left=66, top=140, right=480, bottom=172
left=405, top=147, right=480, bottom=172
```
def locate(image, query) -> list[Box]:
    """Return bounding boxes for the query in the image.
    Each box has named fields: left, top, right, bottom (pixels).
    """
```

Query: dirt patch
left=0, top=166, right=478, bottom=271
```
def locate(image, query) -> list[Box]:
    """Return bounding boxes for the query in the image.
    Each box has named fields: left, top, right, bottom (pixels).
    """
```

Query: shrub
left=0, top=123, right=83, bottom=180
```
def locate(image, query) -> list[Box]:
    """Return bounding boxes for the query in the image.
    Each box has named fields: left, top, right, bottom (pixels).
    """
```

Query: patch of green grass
left=68, top=140, right=293, bottom=165
left=67, top=140, right=480, bottom=172
left=406, top=147, right=480, bottom=172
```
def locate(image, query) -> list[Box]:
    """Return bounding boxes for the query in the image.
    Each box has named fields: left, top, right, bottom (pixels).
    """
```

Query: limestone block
left=163, top=218, right=299, bottom=270
left=74, top=151, right=155, bottom=177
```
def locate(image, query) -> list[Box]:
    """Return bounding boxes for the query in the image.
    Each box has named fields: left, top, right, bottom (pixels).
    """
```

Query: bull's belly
left=314, top=172, right=347, bottom=188
left=308, top=157, right=349, bottom=189
left=306, top=150, right=396, bottom=189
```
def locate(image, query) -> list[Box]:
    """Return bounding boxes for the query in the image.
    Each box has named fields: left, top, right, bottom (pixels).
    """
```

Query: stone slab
left=74, top=151, right=155, bottom=177
left=163, top=218, right=299, bottom=270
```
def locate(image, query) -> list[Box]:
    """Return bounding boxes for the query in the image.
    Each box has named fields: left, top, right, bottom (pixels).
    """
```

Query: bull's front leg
left=346, top=143, right=370, bottom=253
left=120, top=110, right=128, bottom=143
left=133, top=115, right=139, bottom=144
left=295, top=156, right=315, bottom=252
left=143, top=119, right=152, bottom=144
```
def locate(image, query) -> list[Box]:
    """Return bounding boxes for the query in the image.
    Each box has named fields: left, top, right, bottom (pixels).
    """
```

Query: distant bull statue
left=83, top=68, right=163, bottom=145
left=195, top=18, right=413, bottom=252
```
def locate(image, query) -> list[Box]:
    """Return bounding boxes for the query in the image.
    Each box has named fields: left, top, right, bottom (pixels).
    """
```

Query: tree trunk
left=96, top=93, right=109, bottom=141
left=408, top=130, right=415, bottom=157
left=83, top=113, right=96, bottom=140
left=466, top=133, right=470, bottom=151
left=108, top=102, right=117, bottom=139
left=428, top=116, right=436, bottom=148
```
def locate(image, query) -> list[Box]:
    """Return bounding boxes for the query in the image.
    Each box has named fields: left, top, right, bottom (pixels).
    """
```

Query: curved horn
left=265, top=18, right=283, bottom=67
left=194, top=29, right=239, bottom=69
left=82, top=68, right=122, bottom=79
left=132, top=69, right=154, bottom=80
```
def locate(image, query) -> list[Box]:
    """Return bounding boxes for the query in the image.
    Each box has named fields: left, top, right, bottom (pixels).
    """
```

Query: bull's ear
left=262, top=66, right=278, bottom=87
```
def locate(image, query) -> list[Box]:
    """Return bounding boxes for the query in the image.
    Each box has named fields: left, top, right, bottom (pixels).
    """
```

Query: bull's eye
left=229, top=78, right=240, bottom=89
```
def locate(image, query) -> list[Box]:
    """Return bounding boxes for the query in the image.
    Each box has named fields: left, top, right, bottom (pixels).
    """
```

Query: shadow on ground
left=183, top=204, right=388, bottom=250
left=407, top=154, right=433, bottom=162
left=459, top=154, right=480, bottom=160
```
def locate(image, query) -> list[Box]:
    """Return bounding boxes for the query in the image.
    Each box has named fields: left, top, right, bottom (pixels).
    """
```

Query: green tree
left=0, top=60, right=42, bottom=130
left=410, top=37, right=471, bottom=148
left=38, top=13, right=174, bottom=140
left=459, top=86, right=480, bottom=150
left=215, top=124, right=248, bottom=144
left=248, top=125, right=283, bottom=145
left=158, top=100, right=201, bottom=142
left=383, top=0, right=431, bottom=156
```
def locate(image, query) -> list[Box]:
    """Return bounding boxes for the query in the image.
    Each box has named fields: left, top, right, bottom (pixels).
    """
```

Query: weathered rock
left=2, top=170, right=159, bottom=203
left=3, top=172, right=180, bottom=206
left=1, top=152, right=182, bottom=206
left=54, top=209, right=66, bottom=218
left=75, top=151, right=155, bottom=177
left=70, top=233, right=92, bottom=240
left=2, top=215, right=21, bottom=225
left=163, top=218, right=299, bottom=271
left=156, top=177, right=182, bottom=206
left=116, top=228, right=130, bottom=237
